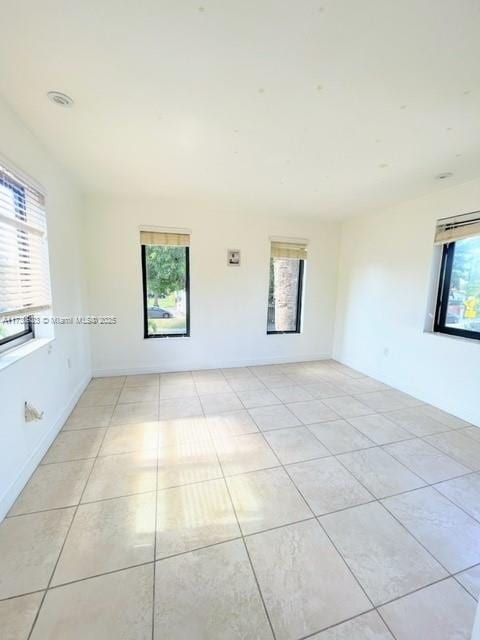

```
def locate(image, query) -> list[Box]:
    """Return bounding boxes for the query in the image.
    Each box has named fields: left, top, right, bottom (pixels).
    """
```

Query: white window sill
left=0, top=337, right=54, bottom=373
left=423, top=329, right=480, bottom=346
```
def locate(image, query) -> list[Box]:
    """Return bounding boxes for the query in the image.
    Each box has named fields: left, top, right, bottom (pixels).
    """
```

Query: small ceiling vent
left=47, top=91, right=74, bottom=107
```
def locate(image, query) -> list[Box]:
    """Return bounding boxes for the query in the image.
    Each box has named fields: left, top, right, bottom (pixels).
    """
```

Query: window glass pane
left=445, top=236, right=480, bottom=334
left=0, top=316, right=31, bottom=343
left=267, top=257, right=302, bottom=332
left=145, top=245, right=188, bottom=336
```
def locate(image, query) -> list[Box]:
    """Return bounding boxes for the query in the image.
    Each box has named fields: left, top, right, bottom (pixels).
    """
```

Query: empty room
left=1, top=1, right=480, bottom=639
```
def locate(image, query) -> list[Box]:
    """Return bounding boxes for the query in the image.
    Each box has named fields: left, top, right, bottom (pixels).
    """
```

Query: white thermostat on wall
left=227, top=249, right=241, bottom=266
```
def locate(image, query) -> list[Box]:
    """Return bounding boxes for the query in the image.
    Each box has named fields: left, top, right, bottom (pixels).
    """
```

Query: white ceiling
left=1, top=0, right=480, bottom=218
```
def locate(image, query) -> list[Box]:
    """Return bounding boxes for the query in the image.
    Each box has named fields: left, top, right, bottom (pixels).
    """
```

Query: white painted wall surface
left=0, top=98, right=91, bottom=519
left=472, top=602, right=480, bottom=640
left=85, top=196, right=340, bottom=375
left=334, top=178, right=480, bottom=426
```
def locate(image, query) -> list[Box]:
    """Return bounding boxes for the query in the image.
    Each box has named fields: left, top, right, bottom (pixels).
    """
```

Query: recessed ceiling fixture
left=436, top=172, right=453, bottom=180
left=47, top=91, right=74, bottom=107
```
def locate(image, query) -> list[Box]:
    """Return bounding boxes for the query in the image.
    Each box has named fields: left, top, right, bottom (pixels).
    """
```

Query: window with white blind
left=267, top=240, right=307, bottom=334
left=434, top=211, right=480, bottom=341
left=0, top=162, right=51, bottom=352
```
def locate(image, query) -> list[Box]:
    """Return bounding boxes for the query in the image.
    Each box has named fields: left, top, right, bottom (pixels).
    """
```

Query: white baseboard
left=92, top=353, right=332, bottom=377
left=0, top=371, right=92, bottom=521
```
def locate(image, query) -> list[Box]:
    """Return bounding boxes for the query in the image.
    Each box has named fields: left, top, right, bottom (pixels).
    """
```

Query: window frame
left=267, top=258, right=305, bottom=335
left=434, top=240, right=480, bottom=341
left=0, top=315, right=34, bottom=354
left=141, top=244, right=191, bottom=339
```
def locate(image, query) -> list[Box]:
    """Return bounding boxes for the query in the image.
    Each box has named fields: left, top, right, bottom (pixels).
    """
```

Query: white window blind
left=0, top=163, right=51, bottom=318
left=434, top=211, right=480, bottom=245
left=271, top=241, right=307, bottom=260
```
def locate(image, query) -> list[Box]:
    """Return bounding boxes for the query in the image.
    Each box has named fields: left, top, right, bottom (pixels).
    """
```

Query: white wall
left=0, top=98, right=91, bottom=519
left=334, top=177, right=480, bottom=426
left=473, top=602, right=480, bottom=640
left=85, top=196, right=340, bottom=375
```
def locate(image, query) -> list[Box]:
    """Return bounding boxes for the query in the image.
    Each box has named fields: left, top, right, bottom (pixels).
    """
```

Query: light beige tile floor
left=0, top=592, right=44, bottom=640
left=311, top=610, right=394, bottom=639
left=379, top=578, right=476, bottom=640
left=245, top=519, right=371, bottom=639
left=456, top=564, right=480, bottom=600
left=226, top=467, right=311, bottom=535
left=286, top=457, right=374, bottom=516
left=154, top=539, right=273, bottom=639
left=156, top=478, right=240, bottom=557
left=263, top=425, right=330, bottom=464
left=307, top=418, right=374, bottom=454
left=337, top=446, right=426, bottom=498
left=348, top=413, right=412, bottom=445
left=382, top=487, right=480, bottom=573
left=1, top=360, right=479, bottom=639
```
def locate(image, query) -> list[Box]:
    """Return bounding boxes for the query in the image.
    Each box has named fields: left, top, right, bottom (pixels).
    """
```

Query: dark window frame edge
left=267, top=258, right=305, bottom=335
left=434, top=241, right=480, bottom=342
left=141, top=244, right=191, bottom=339
left=0, top=315, right=35, bottom=353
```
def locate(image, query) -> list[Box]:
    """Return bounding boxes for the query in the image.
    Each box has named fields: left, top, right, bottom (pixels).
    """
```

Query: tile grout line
left=57, top=410, right=463, bottom=444
left=293, top=611, right=375, bottom=640
left=428, top=482, right=480, bottom=526
left=8, top=439, right=479, bottom=527
left=151, top=398, right=161, bottom=640
left=26, top=374, right=127, bottom=639
left=330, top=453, right=475, bottom=601
left=3, top=365, right=478, bottom=636
left=452, top=573, right=480, bottom=601
left=244, top=408, right=402, bottom=640
left=374, top=606, right=400, bottom=640
left=247, top=409, right=384, bottom=637
left=335, top=440, right=429, bottom=488
left=8, top=434, right=480, bottom=525
left=418, top=430, right=480, bottom=471
left=199, top=396, right=279, bottom=640
left=249, top=405, right=479, bottom=635
left=6, top=550, right=476, bottom=609
left=374, top=573, right=471, bottom=609
left=4, top=495, right=480, bottom=606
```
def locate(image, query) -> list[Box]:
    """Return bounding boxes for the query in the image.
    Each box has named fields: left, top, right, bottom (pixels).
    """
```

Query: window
left=0, top=163, right=51, bottom=352
left=434, top=212, right=480, bottom=341
left=141, top=230, right=190, bottom=338
left=267, top=241, right=306, bottom=334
